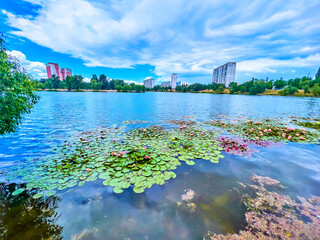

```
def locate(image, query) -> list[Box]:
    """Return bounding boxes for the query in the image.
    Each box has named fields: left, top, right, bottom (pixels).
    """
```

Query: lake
left=0, top=92, right=320, bottom=239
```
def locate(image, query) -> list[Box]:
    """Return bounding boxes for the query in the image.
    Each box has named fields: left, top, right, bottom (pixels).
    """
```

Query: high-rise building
left=171, top=74, right=177, bottom=89
left=161, top=81, right=171, bottom=87
left=46, top=63, right=72, bottom=80
left=143, top=78, right=155, bottom=88
left=60, top=68, right=72, bottom=80
left=46, top=63, right=61, bottom=80
left=212, top=62, right=236, bottom=87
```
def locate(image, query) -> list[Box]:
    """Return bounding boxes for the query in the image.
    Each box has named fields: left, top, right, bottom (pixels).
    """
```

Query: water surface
left=1, top=92, right=320, bottom=239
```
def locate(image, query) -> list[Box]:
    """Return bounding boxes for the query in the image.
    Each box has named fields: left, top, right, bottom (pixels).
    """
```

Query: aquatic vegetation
left=165, top=119, right=198, bottom=127
left=122, top=120, right=150, bottom=124
left=207, top=175, right=320, bottom=240
left=295, top=121, right=320, bottom=130
left=4, top=124, right=224, bottom=198
left=206, top=119, right=320, bottom=143
left=215, top=136, right=258, bottom=157
left=177, top=189, right=197, bottom=213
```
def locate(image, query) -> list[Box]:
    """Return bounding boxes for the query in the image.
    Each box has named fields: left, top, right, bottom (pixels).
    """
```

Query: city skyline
left=1, top=0, right=320, bottom=84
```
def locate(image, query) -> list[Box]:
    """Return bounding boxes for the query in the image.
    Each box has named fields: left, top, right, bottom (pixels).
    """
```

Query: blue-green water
left=1, top=92, right=320, bottom=239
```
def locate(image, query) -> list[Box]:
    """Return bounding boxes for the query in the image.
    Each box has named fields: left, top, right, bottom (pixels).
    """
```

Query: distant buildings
left=161, top=81, right=171, bottom=87
left=46, top=62, right=72, bottom=80
left=212, top=62, right=236, bottom=87
left=143, top=78, right=155, bottom=88
left=60, top=68, right=72, bottom=80
left=171, top=74, right=177, bottom=89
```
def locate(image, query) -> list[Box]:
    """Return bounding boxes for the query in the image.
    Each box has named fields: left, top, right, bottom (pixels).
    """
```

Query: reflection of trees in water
left=0, top=183, right=62, bottom=240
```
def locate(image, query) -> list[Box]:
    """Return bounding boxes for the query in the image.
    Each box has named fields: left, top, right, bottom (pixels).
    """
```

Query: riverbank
left=37, top=88, right=319, bottom=97
left=38, top=89, right=118, bottom=92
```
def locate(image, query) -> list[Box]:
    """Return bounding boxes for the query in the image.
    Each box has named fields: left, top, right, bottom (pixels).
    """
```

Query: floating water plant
left=206, top=118, right=320, bottom=143
left=4, top=124, right=224, bottom=198
left=295, top=121, right=320, bottom=130
left=207, top=175, right=320, bottom=240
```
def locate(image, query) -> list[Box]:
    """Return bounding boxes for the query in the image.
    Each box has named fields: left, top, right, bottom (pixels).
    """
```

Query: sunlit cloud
left=1, top=0, right=320, bottom=82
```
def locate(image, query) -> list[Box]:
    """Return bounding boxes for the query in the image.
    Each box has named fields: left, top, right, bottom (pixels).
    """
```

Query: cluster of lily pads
left=206, top=119, right=320, bottom=143
left=4, top=116, right=319, bottom=199
left=5, top=124, right=225, bottom=198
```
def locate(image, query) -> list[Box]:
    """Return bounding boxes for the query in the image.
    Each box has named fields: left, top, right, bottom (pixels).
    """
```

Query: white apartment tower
left=212, top=62, right=236, bottom=87
left=171, top=74, right=177, bottom=89
left=143, top=78, right=155, bottom=89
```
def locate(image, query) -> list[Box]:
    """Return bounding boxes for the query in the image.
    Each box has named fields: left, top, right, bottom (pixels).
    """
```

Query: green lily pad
left=46, top=190, right=56, bottom=197
left=113, top=187, right=124, bottom=194
left=133, top=187, right=145, bottom=193
left=186, top=160, right=195, bottom=165
left=12, top=188, right=25, bottom=196
left=33, top=192, right=44, bottom=199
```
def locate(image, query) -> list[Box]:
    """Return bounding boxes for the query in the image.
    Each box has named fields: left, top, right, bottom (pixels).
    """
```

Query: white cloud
left=1, top=0, right=320, bottom=82
left=6, top=50, right=47, bottom=79
left=237, top=54, right=320, bottom=73
left=83, top=77, right=90, bottom=83
left=124, top=80, right=143, bottom=85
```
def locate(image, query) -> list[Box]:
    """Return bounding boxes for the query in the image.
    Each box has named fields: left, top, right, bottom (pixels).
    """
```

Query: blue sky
left=1, top=0, right=320, bottom=84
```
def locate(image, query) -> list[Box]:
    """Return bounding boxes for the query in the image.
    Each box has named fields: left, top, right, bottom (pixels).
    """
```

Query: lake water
left=0, top=92, right=320, bottom=239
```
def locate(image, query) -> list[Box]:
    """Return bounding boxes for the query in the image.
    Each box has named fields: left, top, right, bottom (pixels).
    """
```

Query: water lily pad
left=113, top=187, right=123, bottom=194
left=46, top=190, right=56, bottom=197
left=12, top=188, right=25, bottom=196
left=133, top=187, right=145, bottom=193
left=186, top=160, right=195, bottom=165
left=32, top=192, right=44, bottom=199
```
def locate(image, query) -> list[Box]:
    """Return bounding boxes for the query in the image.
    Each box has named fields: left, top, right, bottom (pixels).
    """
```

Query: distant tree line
left=35, top=71, right=320, bottom=97
left=229, top=74, right=320, bottom=96
left=35, top=74, right=145, bottom=93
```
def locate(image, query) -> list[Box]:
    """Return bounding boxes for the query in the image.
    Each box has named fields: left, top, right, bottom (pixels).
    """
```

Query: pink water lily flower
left=288, top=136, right=292, bottom=140
left=268, top=129, right=272, bottom=132
left=296, top=134, right=299, bottom=136
left=299, top=136, right=306, bottom=140
left=264, top=129, right=267, bottom=133
left=145, top=155, right=150, bottom=159
left=282, top=133, right=286, bottom=137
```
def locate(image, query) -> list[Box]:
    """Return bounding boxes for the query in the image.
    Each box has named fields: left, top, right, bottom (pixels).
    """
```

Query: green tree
left=273, top=79, right=287, bottom=89
left=65, top=75, right=73, bottom=90
left=311, top=83, right=320, bottom=96
left=0, top=33, right=39, bottom=135
left=44, top=79, right=54, bottom=90
left=50, top=74, right=60, bottom=89
left=36, top=82, right=44, bottom=90
left=90, top=79, right=102, bottom=91
left=115, top=85, right=123, bottom=91
left=216, top=85, right=225, bottom=94
left=72, top=75, right=83, bottom=90
left=122, top=84, right=132, bottom=92
left=228, top=82, right=238, bottom=94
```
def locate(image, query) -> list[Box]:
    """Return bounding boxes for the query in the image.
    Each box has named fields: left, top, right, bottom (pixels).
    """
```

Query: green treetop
left=0, top=33, right=39, bottom=135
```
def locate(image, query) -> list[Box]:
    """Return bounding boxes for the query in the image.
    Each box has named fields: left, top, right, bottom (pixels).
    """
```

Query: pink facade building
left=46, top=63, right=72, bottom=80
left=60, top=68, right=72, bottom=80
left=46, top=63, right=61, bottom=80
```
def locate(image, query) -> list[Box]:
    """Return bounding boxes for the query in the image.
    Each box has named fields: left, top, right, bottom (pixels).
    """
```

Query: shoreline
left=37, top=89, right=319, bottom=97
